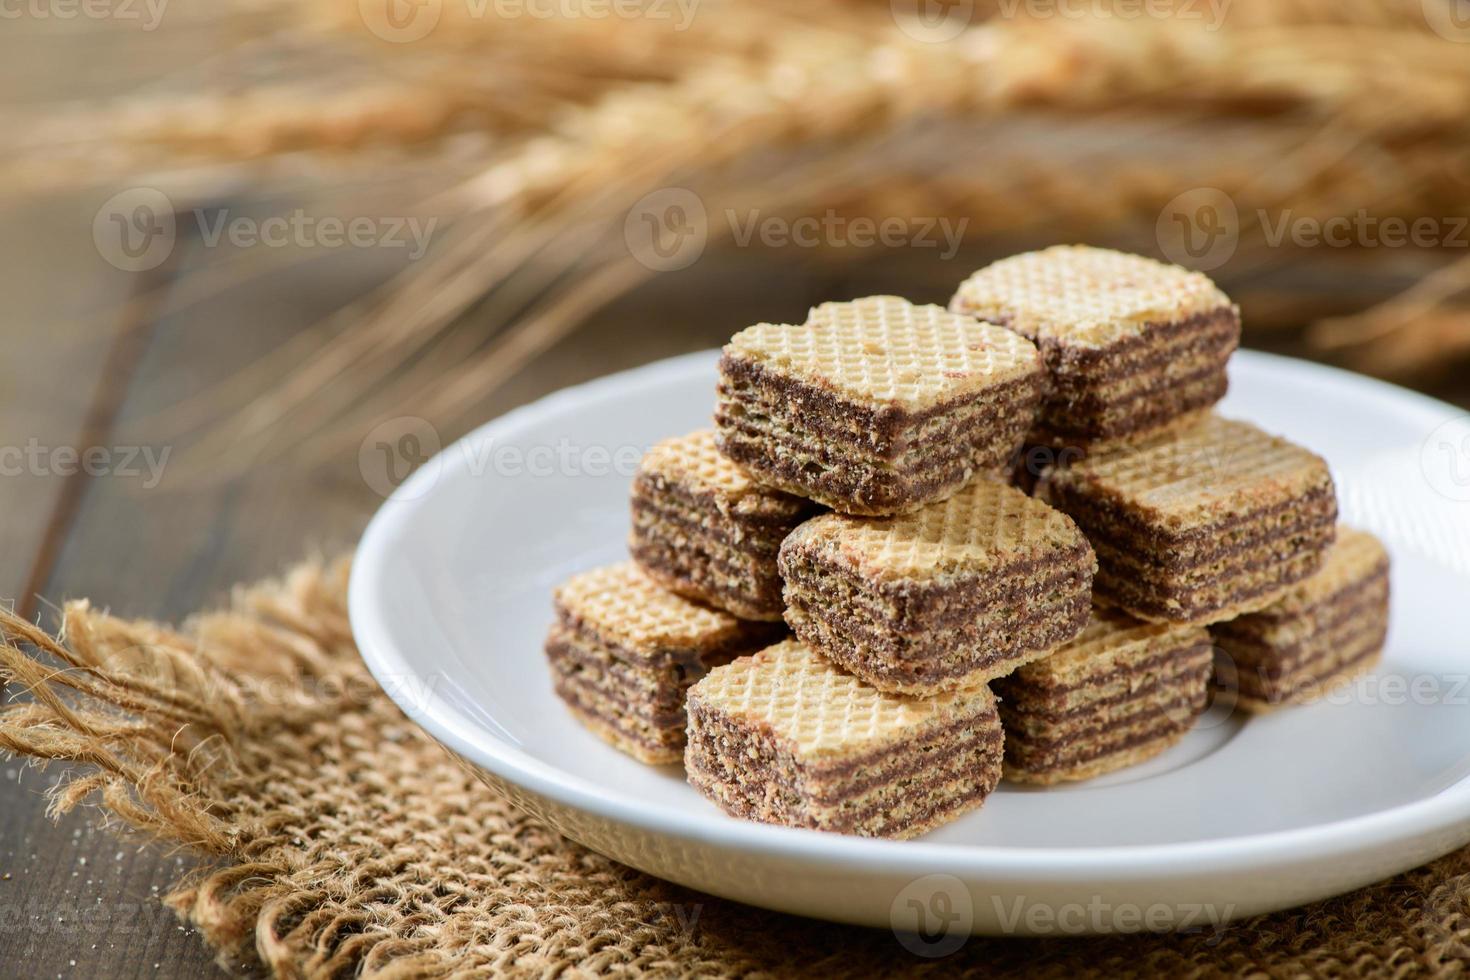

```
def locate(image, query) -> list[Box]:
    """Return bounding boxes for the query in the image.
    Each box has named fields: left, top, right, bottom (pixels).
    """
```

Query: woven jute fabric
left=0, top=560, right=1466, bottom=977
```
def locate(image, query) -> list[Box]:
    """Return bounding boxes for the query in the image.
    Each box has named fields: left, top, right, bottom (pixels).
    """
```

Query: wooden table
left=2, top=184, right=1467, bottom=978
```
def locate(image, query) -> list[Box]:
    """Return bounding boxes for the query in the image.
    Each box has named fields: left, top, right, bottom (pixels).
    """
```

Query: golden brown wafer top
left=637, top=429, right=809, bottom=518
left=723, top=295, right=1042, bottom=411
left=783, top=478, right=1091, bottom=581
left=1039, top=415, right=1333, bottom=530
left=690, top=638, right=995, bottom=759
left=950, top=245, right=1234, bottom=348
left=553, top=561, right=749, bottom=651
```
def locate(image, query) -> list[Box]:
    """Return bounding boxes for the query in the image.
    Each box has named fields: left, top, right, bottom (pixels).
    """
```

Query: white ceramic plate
left=350, top=350, right=1470, bottom=937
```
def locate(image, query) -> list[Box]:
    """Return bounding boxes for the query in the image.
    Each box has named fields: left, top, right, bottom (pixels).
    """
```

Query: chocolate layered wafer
left=629, top=429, right=816, bottom=621
left=951, top=245, right=1240, bottom=448
left=685, top=639, right=1003, bottom=839
left=545, top=562, right=783, bottom=764
left=779, top=478, right=1095, bottom=695
left=1212, top=526, right=1389, bottom=711
left=715, top=295, right=1044, bottom=515
left=1037, top=415, right=1337, bottom=624
left=994, top=611, right=1214, bottom=784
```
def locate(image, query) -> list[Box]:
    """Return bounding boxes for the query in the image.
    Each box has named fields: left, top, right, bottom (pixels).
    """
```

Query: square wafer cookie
left=629, top=429, right=817, bottom=621
left=684, top=639, right=1003, bottom=838
left=715, top=295, right=1044, bottom=515
left=545, top=562, right=783, bottom=764
left=994, top=610, right=1214, bottom=784
left=951, top=246, right=1240, bottom=448
left=1212, top=526, right=1389, bottom=711
left=1037, top=414, right=1337, bottom=624
left=778, top=478, right=1095, bottom=695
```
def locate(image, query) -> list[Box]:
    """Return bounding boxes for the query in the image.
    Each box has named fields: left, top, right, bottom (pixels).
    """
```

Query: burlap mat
left=0, top=560, right=1466, bottom=977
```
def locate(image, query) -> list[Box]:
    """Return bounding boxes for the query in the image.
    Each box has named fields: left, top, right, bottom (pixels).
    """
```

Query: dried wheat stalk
left=7, top=0, right=1469, bottom=464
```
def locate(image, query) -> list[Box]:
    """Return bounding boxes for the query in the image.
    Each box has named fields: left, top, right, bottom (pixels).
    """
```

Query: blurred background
left=2, top=0, right=1470, bottom=974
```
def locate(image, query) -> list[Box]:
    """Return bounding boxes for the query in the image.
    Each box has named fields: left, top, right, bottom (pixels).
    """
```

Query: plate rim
left=349, top=348, right=1470, bottom=880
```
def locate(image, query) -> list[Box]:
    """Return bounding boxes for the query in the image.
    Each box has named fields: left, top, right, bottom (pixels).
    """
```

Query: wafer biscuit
left=994, top=610, right=1213, bottom=784
left=685, top=639, right=1003, bottom=838
left=951, top=246, right=1239, bottom=448
left=1212, top=526, right=1389, bottom=711
left=715, top=295, right=1044, bottom=515
left=630, top=429, right=817, bottom=621
left=779, top=478, right=1095, bottom=695
left=1037, top=415, right=1337, bottom=624
left=545, top=562, right=783, bottom=763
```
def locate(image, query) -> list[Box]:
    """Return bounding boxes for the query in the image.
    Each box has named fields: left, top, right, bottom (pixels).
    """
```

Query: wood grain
left=0, top=201, right=834, bottom=975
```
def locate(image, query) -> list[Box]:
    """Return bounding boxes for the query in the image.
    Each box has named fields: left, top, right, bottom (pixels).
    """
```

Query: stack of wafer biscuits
left=543, top=428, right=805, bottom=765
left=541, top=245, right=1390, bottom=838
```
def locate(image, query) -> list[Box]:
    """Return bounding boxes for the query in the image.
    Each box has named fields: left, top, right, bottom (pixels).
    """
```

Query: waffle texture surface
left=786, top=478, right=1090, bottom=581
left=1039, top=414, right=1334, bottom=530
left=689, top=639, right=993, bottom=759
left=637, top=429, right=807, bottom=515
left=553, top=561, right=748, bottom=653
left=951, top=245, right=1234, bottom=348
left=724, top=295, right=1041, bottom=410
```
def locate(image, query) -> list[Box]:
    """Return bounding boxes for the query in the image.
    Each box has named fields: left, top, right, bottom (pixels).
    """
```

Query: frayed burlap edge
left=0, top=559, right=1467, bottom=978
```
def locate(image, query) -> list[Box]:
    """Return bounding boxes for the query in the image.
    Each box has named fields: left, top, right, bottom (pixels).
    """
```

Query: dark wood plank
left=0, top=191, right=210, bottom=979
left=0, top=203, right=413, bottom=979
left=0, top=193, right=150, bottom=602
